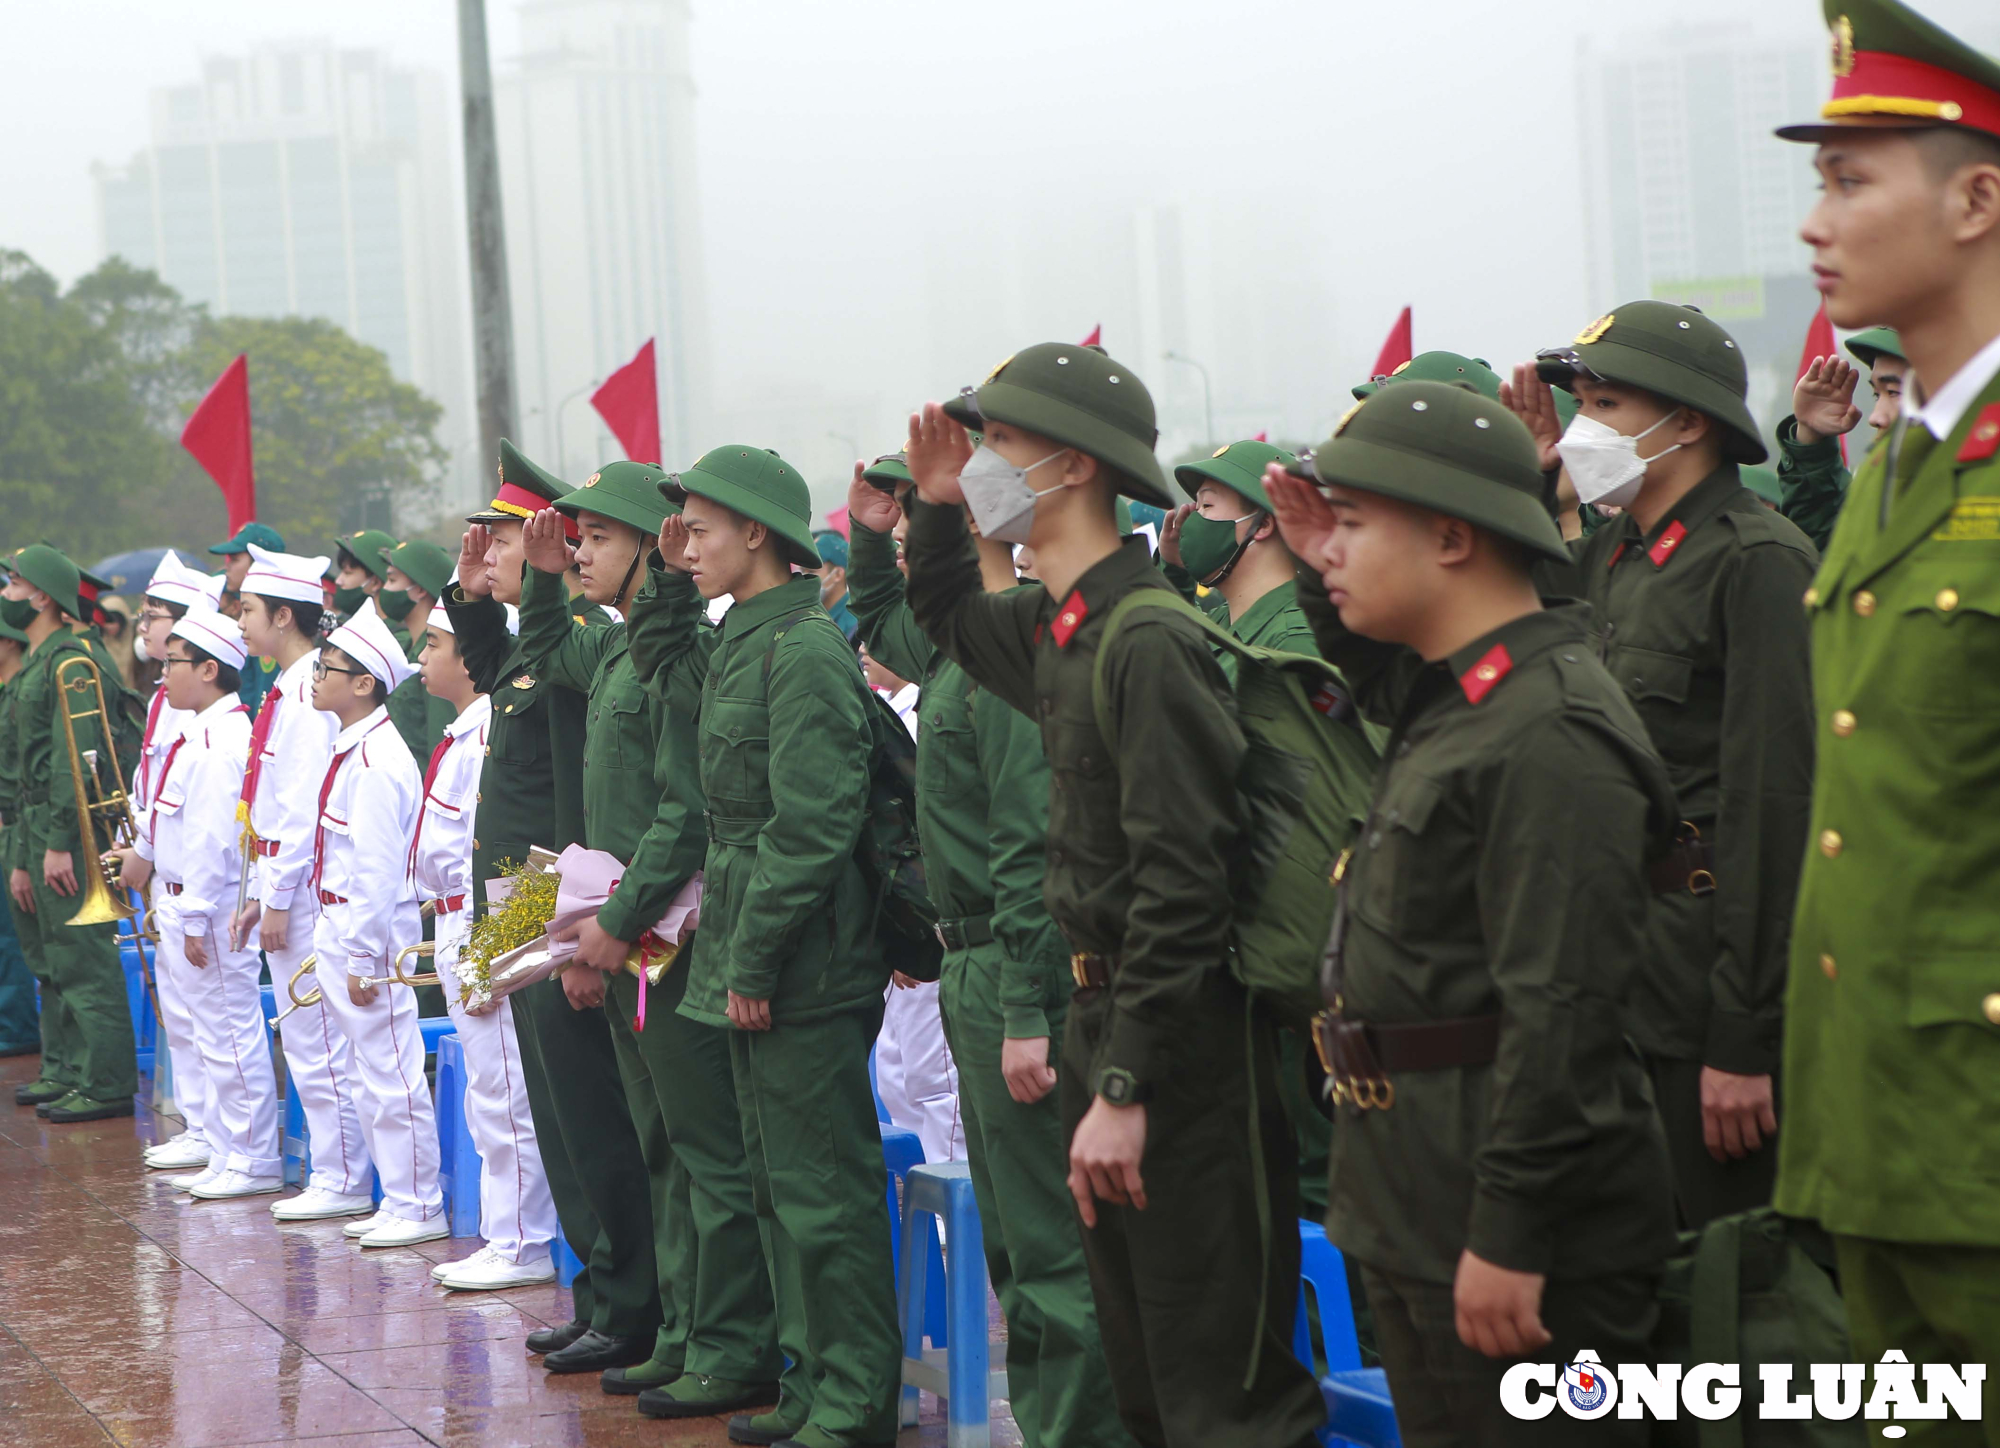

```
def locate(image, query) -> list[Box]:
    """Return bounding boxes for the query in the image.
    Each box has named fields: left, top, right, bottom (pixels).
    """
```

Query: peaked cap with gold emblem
left=468, top=439, right=580, bottom=541
left=1778, top=0, right=2000, bottom=143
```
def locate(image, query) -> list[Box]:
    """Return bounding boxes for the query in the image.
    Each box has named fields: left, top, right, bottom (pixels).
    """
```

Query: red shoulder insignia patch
left=1050, top=593, right=1090, bottom=648
left=1607, top=542, right=1627, bottom=569
left=1459, top=644, right=1512, bottom=705
left=1958, top=403, right=2000, bottom=463
left=1648, top=519, right=1688, bottom=568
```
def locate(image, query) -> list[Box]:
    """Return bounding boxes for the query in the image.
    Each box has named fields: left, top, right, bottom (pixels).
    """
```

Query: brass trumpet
left=392, top=942, right=441, bottom=989
left=268, top=955, right=322, bottom=1032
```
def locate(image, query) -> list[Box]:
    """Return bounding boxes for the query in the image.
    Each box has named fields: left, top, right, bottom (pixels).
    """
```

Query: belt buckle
left=1686, top=868, right=1716, bottom=897
left=935, top=924, right=948, bottom=950
left=1070, top=952, right=1091, bottom=989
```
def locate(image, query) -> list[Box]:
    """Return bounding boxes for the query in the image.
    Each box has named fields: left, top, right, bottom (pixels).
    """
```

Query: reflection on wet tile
left=0, top=1365, right=115, bottom=1448
left=292, top=1301, right=551, bottom=1355
left=90, top=1359, right=406, bottom=1448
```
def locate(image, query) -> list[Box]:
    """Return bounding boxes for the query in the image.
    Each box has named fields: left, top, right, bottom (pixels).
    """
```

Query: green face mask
left=0, top=597, right=36, bottom=632
left=377, top=586, right=416, bottom=623
left=330, top=585, right=367, bottom=619
left=1178, top=509, right=1260, bottom=585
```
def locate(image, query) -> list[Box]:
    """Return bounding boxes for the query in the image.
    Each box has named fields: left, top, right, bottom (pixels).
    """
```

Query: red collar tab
left=1050, top=593, right=1090, bottom=648
left=1958, top=403, right=2000, bottom=464
left=1648, top=520, right=1689, bottom=569
left=1607, top=542, right=1627, bottom=570
left=1829, top=50, right=2000, bottom=141
left=1459, top=643, right=1513, bottom=705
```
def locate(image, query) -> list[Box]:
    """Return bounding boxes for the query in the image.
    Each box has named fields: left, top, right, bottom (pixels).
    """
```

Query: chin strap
left=614, top=540, right=649, bottom=612
left=1197, top=511, right=1267, bottom=589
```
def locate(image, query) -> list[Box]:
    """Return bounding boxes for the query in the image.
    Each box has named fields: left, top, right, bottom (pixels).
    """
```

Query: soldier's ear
left=745, top=519, right=769, bottom=553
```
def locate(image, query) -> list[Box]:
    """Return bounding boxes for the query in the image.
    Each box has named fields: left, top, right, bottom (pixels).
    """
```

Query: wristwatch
left=1096, top=1066, right=1151, bottom=1106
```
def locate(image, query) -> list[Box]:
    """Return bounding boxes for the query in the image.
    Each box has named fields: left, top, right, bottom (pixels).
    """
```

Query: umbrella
left=89, top=548, right=204, bottom=597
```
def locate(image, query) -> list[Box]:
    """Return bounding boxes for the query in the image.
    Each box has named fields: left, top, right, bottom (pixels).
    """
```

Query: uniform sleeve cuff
left=1704, top=1008, right=1780, bottom=1076
left=1466, top=1186, right=1555, bottom=1276
left=595, top=893, right=645, bottom=946
left=1776, top=414, right=1840, bottom=463
left=264, top=883, right=296, bottom=910
left=1002, top=1003, right=1052, bottom=1040
left=1099, top=1008, right=1157, bottom=1093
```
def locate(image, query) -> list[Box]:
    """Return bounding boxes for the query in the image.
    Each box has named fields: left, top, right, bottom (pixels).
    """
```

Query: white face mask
left=958, top=446, right=1069, bottom=546
left=1555, top=409, right=1683, bottom=509
left=133, top=629, right=148, bottom=663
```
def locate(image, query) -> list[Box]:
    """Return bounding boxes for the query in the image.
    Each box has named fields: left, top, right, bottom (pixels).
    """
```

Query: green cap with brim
left=813, top=530, right=850, bottom=570
left=0, top=620, right=26, bottom=647
left=555, top=461, right=676, bottom=540
left=468, top=438, right=573, bottom=523
left=1352, top=351, right=1502, bottom=402
left=336, top=529, right=400, bottom=583
left=208, top=522, right=286, bottom=555
left=1174, top=439, right=1298, bottom=512
left=382, top=540, right=455, bottom=600
left=1536, top=300, right=1768, bottom=464
left=10, top=545, right=81, bottom=618
left=1776, top=0, right=2000, bottom=145
left=1292, top=381, right=1568, bottom=565
left=861, top=452, right=912, bottom=493
left=661, top=447, right=820, bottom=569
left=1845, top=326, right=1906, bottom=369
left=942, top=342, right=1174, bottom=508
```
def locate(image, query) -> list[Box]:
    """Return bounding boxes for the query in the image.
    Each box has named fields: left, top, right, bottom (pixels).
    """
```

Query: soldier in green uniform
left=843, top=455, right=1134, bottom=1448
left=3, top=545, right=137, bottom=1121
left=631, top=446, right=901, bottom=1448
left=334, top=529, right=411, bottom=638
left=0, top=616, right=38, bottom=1056
left=69, top=567, right=144, bottom=780
left=1260, top=381, right=1678, bottom=1445
left=1510, top=302, right=1818, bottom=1228
left=517, top=464, right=782, bottom=1419
left=1778, top=327, right=1909, bottom=551
left=208, top=521, right=286, bottom=710
left=1776, top=0, right=2000, bottom=1414
left=381, top=540, right=457, bottom=759
left=448, top=443, right=667, bottom=1376
left=898, top=343, right=1325, bottom=1448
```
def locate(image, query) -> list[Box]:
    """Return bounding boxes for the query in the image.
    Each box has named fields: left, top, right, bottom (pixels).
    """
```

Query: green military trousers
left=1834, top=1235, right=2000, bottom=1447
left=17, top=879, right=133, bottom=1104
left=1276, top=1031, right=1331, bottom=1219
left=1060, top=968, right=1326, bottom=1448
left=938, top=940, right=1133, bottom=1448
left=606, top=957, right=780, bottom=1383
left=730, top=1002, right=902, bottom=1446
left=509, top=975, right=663, bottom=1339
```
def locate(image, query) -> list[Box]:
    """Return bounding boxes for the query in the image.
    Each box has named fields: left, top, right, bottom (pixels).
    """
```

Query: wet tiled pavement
left=1, top=1052, right=1008, bottom=1447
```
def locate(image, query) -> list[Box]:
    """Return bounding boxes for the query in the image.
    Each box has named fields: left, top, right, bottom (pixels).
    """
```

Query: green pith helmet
left=1125, top=501, right=1167, bottom=536
left=1777, top=0, right=2000, bottom=145
left=207, top=521, right=286, bottom=556
left=468, top=438, right=573, bottom=523
left=382, top=540, right=455, bottom=600
left=1845, top=327, right=1906, bottom=370
left=554, top=460, right=676, bottom=539
left=813, top=529, right=849, bottom=570
left=0, top=618, right=26, bottom=646
left=337, top=529, right=399, bottom=583
left=1174, top=439, right=1298, bottom=512
left=1353, top=351, right=1502, bottom=402
left=861, top=452, right=912, bottom=492
left=1536, top=301, right=1768, bottom=464
left=661, top=446, right=821, bottom=569
left=1293, top=381, right=1568, bottom=565
left=10, top=545, right=81, bottom=618
left=1741, top=466, right=1784, bottom=507
left=943, top=342, right=1174, bottom=508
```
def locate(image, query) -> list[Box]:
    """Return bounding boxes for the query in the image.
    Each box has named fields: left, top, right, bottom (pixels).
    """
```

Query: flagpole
left=458, top=0, right=520, bottom=470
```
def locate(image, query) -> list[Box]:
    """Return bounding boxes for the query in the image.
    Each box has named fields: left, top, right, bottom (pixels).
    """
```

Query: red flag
left=181, top=354, right=256, bottom=532
left=1796, top=303, right=1847, bottom=463
left=824, top=506, right=851, bottom=541
left=1252, top=430, right=1269, bottom=443
left=1080, top=324, right=1102, bottom=348
left=1371, top=307, right=1413, bottom=379
left=590, top=338, right=661, bottom=464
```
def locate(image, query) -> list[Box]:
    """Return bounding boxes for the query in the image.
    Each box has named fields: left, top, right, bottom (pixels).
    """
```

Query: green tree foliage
left=0, top=249, right=447, bottom=564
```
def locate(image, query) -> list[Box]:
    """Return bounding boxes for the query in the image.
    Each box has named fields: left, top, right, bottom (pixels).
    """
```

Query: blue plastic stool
left=870, top=1042, right=890, bottom=1123
left=119, top=937, right=155, bottom=1076
left=420, top=1015, right=452, bottom=1056
left=881, top=1124, right=946, bottom=1347
left=1295, top=1220, right=1363, bottom=1374
left=434, top=1033, right=483, bottom=1238
left=551, top=1235, right=584, bottom=1289
left=1321, top=1369, right=1401, bottom=1448
left=897, top=1162, right=1004, bottom=1446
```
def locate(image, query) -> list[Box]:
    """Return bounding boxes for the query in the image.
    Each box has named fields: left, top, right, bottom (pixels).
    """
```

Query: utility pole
left=458, top=0, right=518, bottom=471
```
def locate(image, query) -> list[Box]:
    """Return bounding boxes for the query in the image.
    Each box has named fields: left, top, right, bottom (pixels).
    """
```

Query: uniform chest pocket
left=701, top=694, right=771, bottom=809
left=590, top=683, right=651, bottom=771
left=1044, top=713, right=1120, bottom=863
left=1351, top=773, right=1446, bottom=933
left=1607, top=645, right=1693, bottom=706
left=492, top=674, right=549, bottom=763
left=423, top=785, right=467, bottom=824
left=916, top=693, right=976, bottom=798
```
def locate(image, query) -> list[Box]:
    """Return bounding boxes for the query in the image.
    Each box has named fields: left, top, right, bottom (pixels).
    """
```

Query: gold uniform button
left=471, top=838, right=480, bottom=851
left=1819, top=829, right=1843, bottom=859
left=1984, top=992, right=2000, bottom=1025
left=1820, top=953, right=1837, bottom=980
left=1937, top=588, right=1960, bottom=612
left=1802, top=587, right=1819, bottom=608
left=1852, top=590, right=1876, bottom=617
left=1830, top=709, right=1856, bottom=738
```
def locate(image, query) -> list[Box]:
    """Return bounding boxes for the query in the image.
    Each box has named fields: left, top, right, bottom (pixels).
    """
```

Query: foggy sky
left=5, top=0, right=1994, bottom=512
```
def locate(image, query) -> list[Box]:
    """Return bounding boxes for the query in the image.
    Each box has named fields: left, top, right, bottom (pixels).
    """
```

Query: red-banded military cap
left=469, top=438, right=581, bottom=543
left=1777, top=0, right=2000, bottom=144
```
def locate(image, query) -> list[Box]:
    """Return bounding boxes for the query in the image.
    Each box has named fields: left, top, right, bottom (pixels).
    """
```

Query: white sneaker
left=188, top=1170, right=285, bottom=1200
left=270, top=1187, right=377, bottom=1222
left=439, top=1249, right=556, bottom=1292
left=168, top=1163, right=224, bottom=1192
left=144, top=1135, right=210, bottom=1170
left=359, top=1214, right=449, bottom=1250
left=433, top=1245, right=498, bottom=1282
left=342, top=1209, right=392, bottom=1239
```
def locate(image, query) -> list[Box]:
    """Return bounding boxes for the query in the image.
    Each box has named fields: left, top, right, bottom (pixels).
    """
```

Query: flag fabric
left=1252, top=430, right=1269, bottom=443
left=1796, top=302, right=1848, bottom=464
left=824, top=506, right=851, bottom=541
left=591, top=338, right=661, bottom=464
left=1080, top=324, right=1102, bottom=348
left=182, top=355, right=256, bottom=532
left=1371, top=307, right=1413, bottom=379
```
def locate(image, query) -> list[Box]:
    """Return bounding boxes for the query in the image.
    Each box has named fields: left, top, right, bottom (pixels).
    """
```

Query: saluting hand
left=458, top=525, right=494, bottom=599
left=1793, top=357, right=1863, bottom=445
left=1263, top=467, right=1338, bottom=569
left=905, top=402, right=974, bottom=507
left=657, top=514, right=692, bottom=573
left=1158, top=504, right=1194, bottom=568
left=1499, top=364, right=1565, bottom=472
left=1454, top=1250, right=1551, bottom=1358
left=521, top=508, right=576, bottom=576
left=847, top=461, right=902, bottom=534
left=1068, top=1097, right=1147, bottom=1227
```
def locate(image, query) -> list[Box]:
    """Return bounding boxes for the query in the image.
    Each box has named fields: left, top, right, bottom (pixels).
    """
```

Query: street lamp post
left=1163, top=350, right=1215, bottom=446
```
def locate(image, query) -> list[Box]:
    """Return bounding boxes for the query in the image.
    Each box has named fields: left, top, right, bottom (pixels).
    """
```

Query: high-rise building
left=93, top=41, right=473, bottom=523
left=496, top=0, right=710, bottom=479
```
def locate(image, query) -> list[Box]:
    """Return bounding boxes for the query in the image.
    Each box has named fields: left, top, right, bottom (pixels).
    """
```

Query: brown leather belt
left=1070, top=951, right=1116, bottom=989
left=1313, top=1012, right=1502, bottom=1111
left=1649, top=828, right=1717, bottom=897
left=162, top=882, right=183, bottom=896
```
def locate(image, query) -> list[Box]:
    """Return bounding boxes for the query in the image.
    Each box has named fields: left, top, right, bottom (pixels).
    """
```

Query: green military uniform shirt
left=1302, top=585, right=1681, bottom=1282
left=16, top=630, right=112, bottom=859
left=0, top=672, right=21, bottom=874
left=900, top=496, right=1245, bottom=1095
left=1779, top=367, right=2000, bottom=1245
left=1774, top=415, right=1852, bottom=553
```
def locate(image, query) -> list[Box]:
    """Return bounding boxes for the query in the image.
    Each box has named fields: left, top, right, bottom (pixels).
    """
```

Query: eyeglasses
left=161, top=656, right=199, bottom=670
left=137, top=607, right=177, bottom=625
left=311, top=658, right=369, bottom=680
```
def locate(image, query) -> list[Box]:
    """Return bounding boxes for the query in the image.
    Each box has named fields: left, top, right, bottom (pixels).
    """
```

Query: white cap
left=244, top=543, right=332, bottom=605
left=142, top=552, right=207, bottom=611
left=169, top=610, right=248, bottom=672
left=326, top=606, right=416, bottom=691
left=425, top=604, right=517, bottom=639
